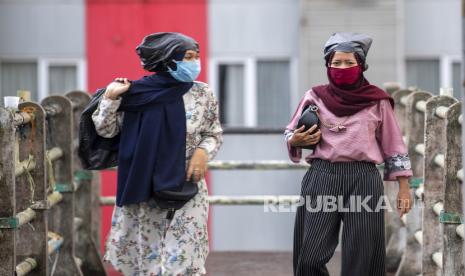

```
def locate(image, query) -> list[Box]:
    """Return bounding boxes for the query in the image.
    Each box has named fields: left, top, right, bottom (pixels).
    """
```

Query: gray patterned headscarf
left=323, top=32, right=372, bottom=70
left=136, top=32, right=199, bottom=72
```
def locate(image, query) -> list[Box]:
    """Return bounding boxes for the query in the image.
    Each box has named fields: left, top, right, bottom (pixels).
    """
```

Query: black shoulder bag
left=78, top=88, right=120, bottom=170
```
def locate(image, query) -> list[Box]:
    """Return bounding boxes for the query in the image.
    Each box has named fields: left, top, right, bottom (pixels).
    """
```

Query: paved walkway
left=106, top=251, right=342, bottom=276
left=205, top=251, right=341, bottom=276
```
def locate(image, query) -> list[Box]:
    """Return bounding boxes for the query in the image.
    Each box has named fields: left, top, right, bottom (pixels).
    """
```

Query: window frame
left=38, top=58, right=87, bottom=100
left=439, top=55, right=461, bottom=92
left=0, top=57, right=86, bottom=101
left=0, top=57, right=38, bottom=99
left=209, top=57, right=255, bottom=127
left=209, top=55, right=297, bottom=128
left=405, top=54, right=461, bottom=95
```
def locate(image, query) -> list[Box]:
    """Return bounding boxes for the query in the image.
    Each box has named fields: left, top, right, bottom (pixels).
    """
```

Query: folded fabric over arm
left=116, top=73, right=193, bottom=206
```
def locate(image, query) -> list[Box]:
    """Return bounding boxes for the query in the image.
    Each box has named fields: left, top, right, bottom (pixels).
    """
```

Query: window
left=38, top=59, right=86, bottom=100
left=452, top=62, right=462, bottom=99
left=257, top=60, right=290, bottom=128
left=0, top=59, right=85, bottom=104
left=49, top=65, right=78, bottom=95
left=219, top=64, right=245, bottom=126
left=1, top=62, right=38, bottom=100
left=214, top=58, right=292, bottom=129
left=406, top=59, right=440, bottom=94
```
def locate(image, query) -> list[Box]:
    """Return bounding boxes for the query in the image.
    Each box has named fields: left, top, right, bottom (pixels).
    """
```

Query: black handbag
left=78, top=88, right=120, bottom=170
left=152, top=180, right=199, bottom=219
left=296, top=104, right=320, bottom=150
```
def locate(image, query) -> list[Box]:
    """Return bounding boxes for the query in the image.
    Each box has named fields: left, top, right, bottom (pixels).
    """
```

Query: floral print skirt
left=103, top=180, right=209, bottom=276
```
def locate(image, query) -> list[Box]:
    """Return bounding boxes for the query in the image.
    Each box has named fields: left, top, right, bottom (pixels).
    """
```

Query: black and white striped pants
left=293, top=159, right=386, bottom=276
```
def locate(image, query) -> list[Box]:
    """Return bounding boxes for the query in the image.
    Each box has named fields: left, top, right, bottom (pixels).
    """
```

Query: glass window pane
left=406, top=59, right=440, bottom=94
left=1, top=62, right=38, bottom=101
left=219, top=64, right=245, bottom=126
left=49, top=65, right=77, bottom=95
left=452, top=62, right=462, bottom=100
left=257, top=60, right=290, bottom=128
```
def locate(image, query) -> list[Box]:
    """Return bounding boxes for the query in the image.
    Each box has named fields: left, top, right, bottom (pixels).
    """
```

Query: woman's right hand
left=104, top=77, right=131, bottom=100
left=289, top=125, right=321, bottom=147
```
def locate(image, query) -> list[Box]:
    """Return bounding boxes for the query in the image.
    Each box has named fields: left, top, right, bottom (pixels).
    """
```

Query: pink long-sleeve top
left=285, top=89, right=413, bottom=181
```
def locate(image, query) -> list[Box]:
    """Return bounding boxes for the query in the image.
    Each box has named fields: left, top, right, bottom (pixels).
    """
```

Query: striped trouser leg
left=340, top=163, right=386, bottom=276
left=293, top=164, right=342, bottom=276
left=293, top=159, right=386, bottom=276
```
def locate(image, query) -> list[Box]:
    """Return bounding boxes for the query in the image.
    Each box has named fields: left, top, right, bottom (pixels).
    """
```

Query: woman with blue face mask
left=91, top=32, right=223, bottom=275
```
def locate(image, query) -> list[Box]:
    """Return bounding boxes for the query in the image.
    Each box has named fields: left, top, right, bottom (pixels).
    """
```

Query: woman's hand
left=289, top=125, right=321, bottom=147
left=104, top=77, right=131, bottom=100
left=397, top=177, right=412, bottom=217
left=186, top=148, right=209, bottom=182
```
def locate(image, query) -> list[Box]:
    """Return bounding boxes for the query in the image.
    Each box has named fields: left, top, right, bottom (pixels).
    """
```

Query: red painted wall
left=86, top=0, right=209, bottom=254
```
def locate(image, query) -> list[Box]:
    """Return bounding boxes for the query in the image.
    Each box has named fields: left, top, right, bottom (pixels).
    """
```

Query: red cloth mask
left=328, top=65, right=362, bottom=86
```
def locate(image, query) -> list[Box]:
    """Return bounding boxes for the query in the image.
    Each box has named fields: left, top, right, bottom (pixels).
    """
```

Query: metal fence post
left=443, top=102, right=464, bottom=275
left=384, top=82, right=401, bottom=95
left=15, top=102, right=48, bottom=276
left=66, top=91, right=106, bottom=275
left=41, top=95, right=82, bottom=276
left=396, top=91, right=432, bottom=276
left=422, top=95, right=457, bottom=275
left=0, top=108, right=17, bottom=275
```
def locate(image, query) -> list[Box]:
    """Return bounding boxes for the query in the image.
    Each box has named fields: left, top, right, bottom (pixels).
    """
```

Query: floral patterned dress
left=91, top=81, right=223, bottom=276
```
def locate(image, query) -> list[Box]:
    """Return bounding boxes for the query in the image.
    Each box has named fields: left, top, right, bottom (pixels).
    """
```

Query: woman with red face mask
left=285, top=32, right=413, bottom=276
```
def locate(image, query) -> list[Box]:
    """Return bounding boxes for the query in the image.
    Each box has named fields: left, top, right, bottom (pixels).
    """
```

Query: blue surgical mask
left=168, top=60, right=201, bottom=82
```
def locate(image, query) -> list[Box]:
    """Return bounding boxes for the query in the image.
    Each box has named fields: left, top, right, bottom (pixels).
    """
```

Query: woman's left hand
left=104, top=78, right=131, bottom=100
left=397, top=187, right=412, bottom=217
left=187, top=148, right=209, bottom=182
left=396, top=176, right=412, bottom=217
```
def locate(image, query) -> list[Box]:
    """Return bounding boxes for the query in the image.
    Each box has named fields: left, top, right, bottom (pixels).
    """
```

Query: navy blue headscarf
left=115, top=32, right=199, bottom=207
